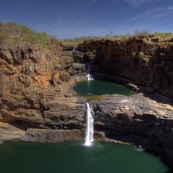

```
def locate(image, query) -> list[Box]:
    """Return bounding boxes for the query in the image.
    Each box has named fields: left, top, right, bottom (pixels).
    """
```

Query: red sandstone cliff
left=0, top=44, right=85, bottom=131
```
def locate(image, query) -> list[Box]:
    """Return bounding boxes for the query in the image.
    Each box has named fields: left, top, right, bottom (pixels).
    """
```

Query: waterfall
left=73, top=46, right=77, bottom=51
left=85, top=103, right=94, bottom=146
left=86, top=65, right=93, bottom=81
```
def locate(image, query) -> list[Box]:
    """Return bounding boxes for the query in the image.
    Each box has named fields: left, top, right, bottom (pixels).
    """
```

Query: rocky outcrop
left=79, top=36, right=173, bottom=99
left=0, top=122, right=25, bottom=144
left=0, top=45, right=58, bottom=90
left=0, top=44, right=85, bottom=131
left=21, top=129, right=82, bottom=143
left=0, top=122, right=82, bottom=144
left=0, top=47, right=86, bottom=141
left=91, top=93, right=173, bottom=166
left=40, top=97, right=85, bottom=129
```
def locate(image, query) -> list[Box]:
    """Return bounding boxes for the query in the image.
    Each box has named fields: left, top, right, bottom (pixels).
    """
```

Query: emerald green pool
left=73, top=80, right=135, bottom=96
left=0, top=141, right=169, bottom=173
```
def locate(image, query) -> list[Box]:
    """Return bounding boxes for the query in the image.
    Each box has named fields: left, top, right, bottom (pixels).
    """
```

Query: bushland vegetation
left=0, top=21, right=50, bottom=47
left=0, top=21, right=173, bottom=46
left=62, top=30, right=173, bottom=44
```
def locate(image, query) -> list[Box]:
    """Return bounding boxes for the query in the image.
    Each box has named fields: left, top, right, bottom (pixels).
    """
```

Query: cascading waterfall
left=86, top=65, right=93, bottom=81
left=85, top=103, right=94, bottom=146
left=72, top=46, right=77, bottom=51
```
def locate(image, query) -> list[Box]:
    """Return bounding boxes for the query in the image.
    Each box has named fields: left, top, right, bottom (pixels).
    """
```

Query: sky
left=0, top=0, right=173, bottom=39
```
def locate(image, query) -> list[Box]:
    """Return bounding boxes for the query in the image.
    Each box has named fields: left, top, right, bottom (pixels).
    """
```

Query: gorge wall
left=79, top=36, right=173, bottom=99
left=91, top=94, right=173, bottom=166
left=1, top=36, right=173, bottom=168
left=0, top=44, right=85, bottom=133
left=77, top=36, right=173, bottom=166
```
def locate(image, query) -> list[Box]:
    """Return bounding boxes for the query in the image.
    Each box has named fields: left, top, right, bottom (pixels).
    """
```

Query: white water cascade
left=73, top=46, right=77, bottom=51
left=86, top=65, right=93, bottom=81
left=85, top=103, right=94, bottom=146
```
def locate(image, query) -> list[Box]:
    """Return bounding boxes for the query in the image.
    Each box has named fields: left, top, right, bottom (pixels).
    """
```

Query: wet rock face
left=79, top=36, right=173, bottom=99
left=91, top=94, right=173, bottom=166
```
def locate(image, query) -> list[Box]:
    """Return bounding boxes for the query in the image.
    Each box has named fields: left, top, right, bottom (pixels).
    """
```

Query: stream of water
left=85, top=103, right=94, bottom=146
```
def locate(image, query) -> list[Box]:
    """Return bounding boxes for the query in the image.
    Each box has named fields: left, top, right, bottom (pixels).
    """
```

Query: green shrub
left=11, top=88, right=17, bottom=94
left=24, top=82, right=31, bottom=87
left=138, top=51, right=145, bottom=58
left=40, top=99, right=46, bottom=103
left=0, top=31, right=10, bottom=43
left=142, top=58, right=149, bottom=64
left=8, top=98, right=16, bottom=103
left=92, top=50, right=96, bottom=54
left=132, top=52, right=136, bottom=57
left=53, top=61, right=59, bottom=66
left=67, top=68, right=72, bottom=73
left=0, top=21, right=50, bottom=47
left=153, top=32, right=173, bottom=38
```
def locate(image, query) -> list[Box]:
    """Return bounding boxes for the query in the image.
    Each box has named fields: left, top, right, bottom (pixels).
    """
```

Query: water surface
left=74, top=80, right=135, bottom=96
left=0, top=141, right=169, bottom=173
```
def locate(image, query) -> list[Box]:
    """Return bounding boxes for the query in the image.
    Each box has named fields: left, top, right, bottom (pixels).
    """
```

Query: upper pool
left=73, top=80, right=135, bottom=96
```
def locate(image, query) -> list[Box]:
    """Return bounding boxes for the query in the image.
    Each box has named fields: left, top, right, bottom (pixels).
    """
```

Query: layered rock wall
left=79, top=36, right=173, bottom=99
left=91, top=94, right=173, bottom=166
left=0, top=44, right=85, bottom=131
